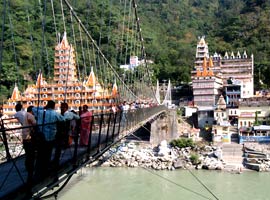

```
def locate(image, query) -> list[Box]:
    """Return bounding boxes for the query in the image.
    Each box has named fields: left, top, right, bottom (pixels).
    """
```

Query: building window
left=75, top=93, right=80, bottom=98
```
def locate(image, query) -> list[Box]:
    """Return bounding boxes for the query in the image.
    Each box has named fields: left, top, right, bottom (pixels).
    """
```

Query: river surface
left=58, top=167, right=270, bottom=200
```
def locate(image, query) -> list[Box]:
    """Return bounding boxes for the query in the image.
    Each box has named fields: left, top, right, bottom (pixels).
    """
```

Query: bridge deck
left=0, top=106, right=166, bottom=200
left=0, top=131, right=117, bottom=200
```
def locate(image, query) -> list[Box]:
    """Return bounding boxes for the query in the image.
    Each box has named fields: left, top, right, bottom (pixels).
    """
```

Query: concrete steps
left=222, top=143, right=244, bottom=171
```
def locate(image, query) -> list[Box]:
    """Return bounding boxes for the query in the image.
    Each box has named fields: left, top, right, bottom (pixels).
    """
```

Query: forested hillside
left=0, top=0, right=270, bottom=101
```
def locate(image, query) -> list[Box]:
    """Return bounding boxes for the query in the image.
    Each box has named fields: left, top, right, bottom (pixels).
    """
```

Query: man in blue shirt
left=53, top=102, right=80, bottom=168
left=32, top=100, right=64, bottom=180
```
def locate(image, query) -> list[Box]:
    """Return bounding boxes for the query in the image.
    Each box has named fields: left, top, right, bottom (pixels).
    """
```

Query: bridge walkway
left=0, top=106, right=166, bottom=200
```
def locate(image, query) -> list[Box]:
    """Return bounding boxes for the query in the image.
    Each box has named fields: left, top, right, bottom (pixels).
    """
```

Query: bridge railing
left=0, top=105, right=166, bottom=199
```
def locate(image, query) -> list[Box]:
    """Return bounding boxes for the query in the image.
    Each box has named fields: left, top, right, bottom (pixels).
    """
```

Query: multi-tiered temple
left=192, top=36, right=254, bottom=128
left=2, top=32, right=118, bottom=116
left=192, top=36, right=254, bottom=99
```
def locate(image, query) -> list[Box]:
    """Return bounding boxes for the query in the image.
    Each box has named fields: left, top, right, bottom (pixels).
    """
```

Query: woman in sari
left=80, top=105, right=93, bottom=146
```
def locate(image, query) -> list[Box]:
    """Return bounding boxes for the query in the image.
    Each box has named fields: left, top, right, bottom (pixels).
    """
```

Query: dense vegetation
left=0, top=0, right=270, bottom=102
left=170, top=138, right=195, bottom=148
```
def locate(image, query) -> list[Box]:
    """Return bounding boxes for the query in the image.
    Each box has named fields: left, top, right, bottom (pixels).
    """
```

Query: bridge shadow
left=0, top=106, right=166, bottom=200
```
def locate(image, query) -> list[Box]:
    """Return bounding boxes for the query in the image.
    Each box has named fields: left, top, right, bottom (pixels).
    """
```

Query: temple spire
left=85, top=67, right=96, bottom=87
left=208, top=57, right=214, bottom=76
left=112, top=80, right=118, bottom=96
left=36, top=71, right=45, bottom=87
left=10, top=83, right=21, bottom=100
left=202, top=57, right=208, bottom=77
left=60, top=31, right=69, bottom=48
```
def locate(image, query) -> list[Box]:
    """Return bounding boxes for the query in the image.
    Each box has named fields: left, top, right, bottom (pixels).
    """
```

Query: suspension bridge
left=0, top=0, right=172, bottom=199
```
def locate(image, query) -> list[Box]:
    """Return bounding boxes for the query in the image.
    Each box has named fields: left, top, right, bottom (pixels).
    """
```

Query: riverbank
left=92, top=139, right=247, bottom=173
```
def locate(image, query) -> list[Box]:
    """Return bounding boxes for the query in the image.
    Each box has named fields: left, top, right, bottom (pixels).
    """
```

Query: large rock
left=158, top=140, right=170, bottom=156
left=173, top=158, right=184, bottom=169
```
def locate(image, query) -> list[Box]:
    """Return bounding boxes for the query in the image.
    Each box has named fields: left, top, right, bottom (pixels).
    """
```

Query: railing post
left=0, top=119, right=11, bottom=160
left=97, top=113, right=104, bottom=153
left=105, top=112, right=112, bottom=147
left=87, top=115, right=94, bottom=155
left=117, top=111, right=122, bottom=137
left=111, top=112, right=117, bottom=141
left=72, top=118, right=80, bottom=164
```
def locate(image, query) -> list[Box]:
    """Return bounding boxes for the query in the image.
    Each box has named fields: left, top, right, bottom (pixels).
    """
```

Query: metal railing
left=0, top=105, right=166, bottom=200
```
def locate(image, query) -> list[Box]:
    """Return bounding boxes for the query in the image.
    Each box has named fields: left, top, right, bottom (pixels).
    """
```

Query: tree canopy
left=0, top=0, right=270, bottom=101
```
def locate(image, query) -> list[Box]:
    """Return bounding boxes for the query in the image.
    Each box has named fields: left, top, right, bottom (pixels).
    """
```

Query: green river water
left=58, top=167, right=270, bottom=200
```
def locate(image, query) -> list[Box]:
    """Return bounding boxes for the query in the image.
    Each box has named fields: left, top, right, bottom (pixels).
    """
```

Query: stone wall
left=150, top=110, right=179, bottom=146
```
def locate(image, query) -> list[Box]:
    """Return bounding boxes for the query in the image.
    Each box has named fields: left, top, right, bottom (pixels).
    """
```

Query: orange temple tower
left=2, top=32, right=118, bottom=116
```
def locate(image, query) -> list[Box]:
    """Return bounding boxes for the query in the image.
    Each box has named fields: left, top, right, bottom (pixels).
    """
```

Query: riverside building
left=192, top=36, right=254, bottom=129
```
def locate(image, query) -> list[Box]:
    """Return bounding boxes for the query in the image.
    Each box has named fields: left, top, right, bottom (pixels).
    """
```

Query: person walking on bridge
left=14, top=104, right=36, bottom=186
left=121, top=101, right=129, bottom=126
left=32, top=100, right=64, bottom=180
left=14, top=103, right=26, bottom=125
left=79, top=105, right=93, bottom=146
left=60, top=103, right=80, bottom=145
left=53, top=103, right=80, bottom=168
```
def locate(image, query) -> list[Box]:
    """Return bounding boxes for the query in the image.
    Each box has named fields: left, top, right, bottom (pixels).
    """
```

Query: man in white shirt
left=14, top=103, right=26, bottom=125
left=14, top=103, right=36, bottom=187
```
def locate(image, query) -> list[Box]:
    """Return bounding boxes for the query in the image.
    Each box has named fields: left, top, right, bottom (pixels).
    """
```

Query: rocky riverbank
left=95, top=140, right=227, bottom=171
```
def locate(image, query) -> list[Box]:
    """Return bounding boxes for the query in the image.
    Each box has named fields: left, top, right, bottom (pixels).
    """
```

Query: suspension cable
left=106, top=0, right=113, bottom=58
left=187, top=169, right=219, bottom=200
left=78, top=23, right=86, bottom=78
left=143, top=167, right=214, bottom=200
left=26, top=7, right=37, bottom=73
left=39, top=0, right=47, bottom=74
left=124, top=0, right=132, bottom=65
left=64, top=46, right=72, bottom=102
left=132, top=0, right=157, bottom=103
left=44, top=39, right=51, bottom=78
left=70, top=9, right=80, bottom=81
left=120, top=0, right=127, bottom=64
left=118, top=127, right=217, bottom=200
left=0, top=0, right=7, bottom=91
left=97, top=0, right=110, bottom=108
left=7, top=4, right=18, bottom=84
left=60, top=0, right=66, bottom=32
left=98, top=1, right=104, bottom=48
left=50, top=0, right=58, bottom=40
left=69, top=7, right=84, bottom=107
left=62, top=0, right=137, bottom=100
left=86, top=37, right=92, bottom=68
